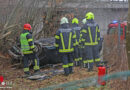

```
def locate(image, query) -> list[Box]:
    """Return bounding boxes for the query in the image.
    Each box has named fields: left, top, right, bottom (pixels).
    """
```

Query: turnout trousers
left=74, top=46, right=82, bottom=66
left=85, top=45, right=101, bottom=70
left=61, top=53, right=74, bottom=75
left=23, top=53, right=40, bottom=74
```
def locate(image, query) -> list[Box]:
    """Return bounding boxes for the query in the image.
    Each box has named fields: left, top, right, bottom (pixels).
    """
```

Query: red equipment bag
left=98, top=66, right=106, bottom=86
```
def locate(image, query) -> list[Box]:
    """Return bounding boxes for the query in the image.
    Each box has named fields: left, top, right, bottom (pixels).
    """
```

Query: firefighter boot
left=77, top=61, right=80, bottom=66
left=64, top=68, right=69, bottom=76
left=83, top=63, right=88, bottom=68
left=69, top=66, right=73, bottom=74
left=78, top=61, right=81, bottom=67
left=75, top=61, right=78, bottom=66
left=88, top=63, right=93, bottom=72
left=80, top=61, right=84, bottom=68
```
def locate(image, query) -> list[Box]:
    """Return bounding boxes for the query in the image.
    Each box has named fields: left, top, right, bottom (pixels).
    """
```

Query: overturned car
left=8, top=37, right=103, bottom=66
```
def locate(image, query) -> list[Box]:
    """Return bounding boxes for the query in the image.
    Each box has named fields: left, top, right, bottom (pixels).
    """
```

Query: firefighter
left=55, top=17, right=75, bottom=76
left=80, top=12, right=101, bottom=71
left=71, top=18, right=82, bottom=66
left=20, top=23, right=40, bottom=76
left=81, top=18, right=87, bottom=68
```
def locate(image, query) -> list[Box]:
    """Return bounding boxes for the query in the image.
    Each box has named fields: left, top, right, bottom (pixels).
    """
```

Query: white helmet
left=60, top=17, right=69, bottom=25
left=82, top=18, right=87, bottom=24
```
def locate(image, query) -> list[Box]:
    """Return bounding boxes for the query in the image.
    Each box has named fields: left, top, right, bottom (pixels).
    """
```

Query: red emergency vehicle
left=107, top=21, right=127, bottom=40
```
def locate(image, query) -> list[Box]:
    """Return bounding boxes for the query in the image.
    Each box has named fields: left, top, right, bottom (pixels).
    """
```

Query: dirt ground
left=0, top=57, right=99, bottom=90
left=0, top=37, right=130, bottom=90
left=0, top=57, right=129, bottom=90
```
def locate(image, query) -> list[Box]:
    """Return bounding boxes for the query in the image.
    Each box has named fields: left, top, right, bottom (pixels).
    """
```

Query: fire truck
left=107, top=20, right=127, bottom=40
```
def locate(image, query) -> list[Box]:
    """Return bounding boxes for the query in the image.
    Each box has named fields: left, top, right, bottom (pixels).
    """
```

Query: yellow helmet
left=72, top=18, right=79, bottom=24
left=85, top=12, right=94, bottom=20
left=60, top=17, right=69, bottom=25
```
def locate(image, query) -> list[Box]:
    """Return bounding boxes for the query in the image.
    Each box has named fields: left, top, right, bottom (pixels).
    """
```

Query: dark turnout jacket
left=72, top=24, right=81, bottom=46
left=55, top=24, right=75, bottom=53
left=80, top=20, right=100, bottom=46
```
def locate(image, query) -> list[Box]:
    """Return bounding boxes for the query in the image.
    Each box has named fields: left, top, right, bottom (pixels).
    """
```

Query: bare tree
left=0, top=0, right=63, bottom=53
left=0, top=0, right=128, bottom=54
left=0, top=0, right=44, bottom=53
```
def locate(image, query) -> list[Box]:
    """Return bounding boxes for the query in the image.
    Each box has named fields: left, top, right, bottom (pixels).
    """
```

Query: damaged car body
left=8, top=37, right=103, bottom=66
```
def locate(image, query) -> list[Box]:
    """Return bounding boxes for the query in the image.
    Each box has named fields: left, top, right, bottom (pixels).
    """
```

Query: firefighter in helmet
left=55, top=17, right=75, bottom=76
left=71, top=18, right=82, bottom=66
left=80, top=12, right=101, bottom=71
left=20, top=23, right=40, bottom=76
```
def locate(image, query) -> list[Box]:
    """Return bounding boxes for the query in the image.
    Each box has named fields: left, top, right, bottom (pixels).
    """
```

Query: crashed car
left=9, top=37, right=103, bottom=66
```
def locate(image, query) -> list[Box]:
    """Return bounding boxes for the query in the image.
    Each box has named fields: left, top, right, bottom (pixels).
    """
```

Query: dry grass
left=0, top=58, right=98, bottom=90
left=103, top=35, right=130, bottom=90
left=0, top=34, right=130, bottom=90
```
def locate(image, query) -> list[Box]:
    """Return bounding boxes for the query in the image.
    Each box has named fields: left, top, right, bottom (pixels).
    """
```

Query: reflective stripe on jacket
left=80, top=20, right=100, bottom=46
left=20, top=31, right=34, bottom=54
left=55, top=25, right=75, bottom=53
left=72, top=24, right=81, bottom=46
